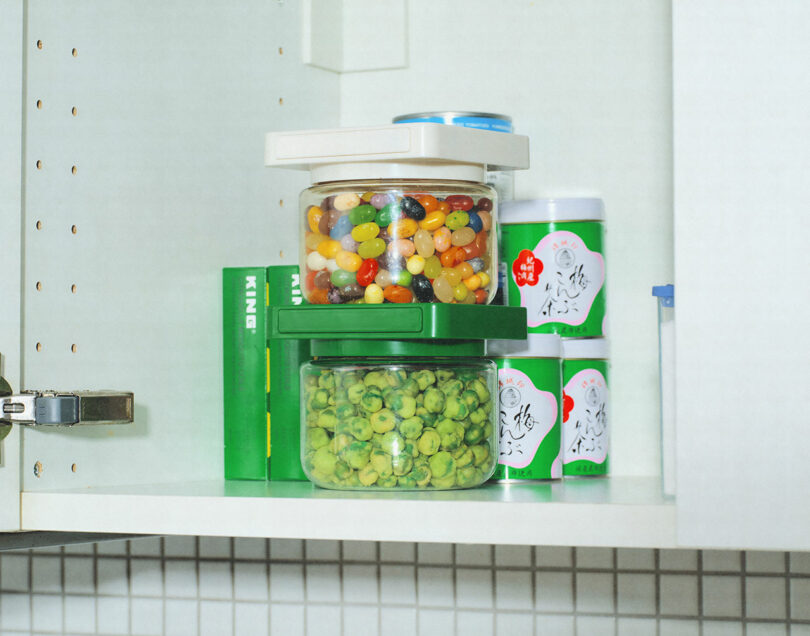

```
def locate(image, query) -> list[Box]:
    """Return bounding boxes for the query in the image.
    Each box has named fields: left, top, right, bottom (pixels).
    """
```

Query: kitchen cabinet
left=1, top=0, right=806, bottom=551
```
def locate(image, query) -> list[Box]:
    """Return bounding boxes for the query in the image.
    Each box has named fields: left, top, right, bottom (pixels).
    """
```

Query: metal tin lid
left=652, top=284, right=675, bottom=308
left=561, top=337, right=610, bottom=360
left=393, top=112, right=513, bottom=134
left=500, top=198, right=605, bottom=224
left=487, top=333, right=562, bottom=359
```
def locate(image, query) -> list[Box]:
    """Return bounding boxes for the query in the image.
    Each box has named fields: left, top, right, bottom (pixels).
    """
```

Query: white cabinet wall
left=1, top=0, right=807, bottom=551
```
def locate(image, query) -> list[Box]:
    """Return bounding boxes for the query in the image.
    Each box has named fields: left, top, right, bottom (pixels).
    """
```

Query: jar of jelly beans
left=302, top=181, right=498, bottom=305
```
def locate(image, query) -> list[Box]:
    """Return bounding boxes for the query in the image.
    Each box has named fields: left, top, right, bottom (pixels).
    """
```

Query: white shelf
left=21, top=477, right=675, bottom=548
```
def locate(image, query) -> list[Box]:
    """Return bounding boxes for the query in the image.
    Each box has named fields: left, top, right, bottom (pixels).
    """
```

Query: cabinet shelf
left=21, top=477, right=675, bottom=548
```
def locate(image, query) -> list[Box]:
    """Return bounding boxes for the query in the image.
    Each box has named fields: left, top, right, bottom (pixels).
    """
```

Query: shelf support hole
left=71, top=225, right=77, bottom=234
left=36, top=99, right=42, bottom=109
left=36, top=281, right=41, bottom=291
left=36, top=40, right=43, bottom=50
left=71, top=165, right=77, bottom=175
left=35, top=342, right=42, bottom=352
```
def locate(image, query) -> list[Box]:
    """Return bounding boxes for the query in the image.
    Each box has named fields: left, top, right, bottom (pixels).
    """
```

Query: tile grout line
left=786, top=551, right=792, bottom=629
left=531, top=546, right=537, bottom=636
left=161, top=537, right=167, bottom=636
left=266, top=537, right=272, bottom=636
left=376, top=541, right=382, bottom=636
left=230, top=537, right=236, bottom=636
left=697, top=549, right=704, bottom=636
left=452, top=543, right=458, bottom=636
left=338, top=540, right=345, bottom=636
left=572, top=547, right=578, bottom=636
left=654, top=548, right=661, bottom=636
left=612, top=548, right=618, bottom=636
left=741, top=550, right=747, bottom=635
left=195, top=536, right=201, bottom=636
left=413, top=543, right=420, bottom=636
left=60, top=544, right=66, bottom=634
left=490, top=544, right=496, bottom=635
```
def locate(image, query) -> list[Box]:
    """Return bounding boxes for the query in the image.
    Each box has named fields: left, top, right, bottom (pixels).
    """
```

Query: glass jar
left=300, top=358, right=498, bottom=490
left=301, top=181, right=498, bottom=305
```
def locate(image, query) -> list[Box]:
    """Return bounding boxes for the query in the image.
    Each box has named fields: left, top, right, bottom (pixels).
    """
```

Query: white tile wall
left=1, top=540, right=810, bottom=635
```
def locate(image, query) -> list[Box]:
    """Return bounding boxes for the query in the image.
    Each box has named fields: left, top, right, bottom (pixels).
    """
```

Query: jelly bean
left=423, top=255, right=442, bottom=279
left=334, top=193, right=360, bottom=211
left=432, top=277, right=454, bottom=304
left=340, top=234, right=358, bottom=252
left=340, top=283, right=365, bottom=299
left=309, top=288, right=329, bottom=304
left=331, top=268, right=356, bottom=287
left=387, top=238, right=415, bottom=258
left=418, top=211, right=446, bottom=231
left=305, top=270, right=317, bottom=291
left=375, top=269, right=393, bottom=289
left=364, top=283, right=384, bottom=304
left=468, top=257, right=484, bottom=273
left=453, top=283, right=469, bottom=301
left=306, top=251, right=327, bottom=271
left=455, top=262, right=474, bottom=280
left=416, top=194, right=439, bottom=213
left=326, top=259, right=339, bottom=272
left=437, top=200, right=451, bottom=214
left=361, top=191, right=375, bottom=202
left=474, top=231, right=488, bottom=255
left=445, top=195, right=474, bottom=211
left=370, top=193, right=392, bottom=209
left=463, top=274, right=481, bottom=291
left=327, top=208, right=343, bottom=230
left=327, top=288, right=344, bottom=304
left=478, top=210, right=492, bottom=232
left=375, top=203, right=402, bottom=228
left=413, top=229, right=435, bottom=258
left=406, top=255, right=425, bottom=275
left=445, top=211, right=470, bottom=231
left=433, top=227, right=451, bottom=252
left=439, top=247, right=461, bottom=268
left=388, top=218, right=418, bottom=239
left=314, top=270, right=332, bottom=289
left=378, top=227, right=392, bottom=243
left=467, top=211, right=484, bottom=233
left=330, top=215, right=353, bottom=239
left=307, top=206, right=323, bottom=233
left=349, top=204, right=377, bottom=225
left=318, top=211, right=331, bottom=235
left=317, top=239, right=341, bottom=259
left=384, top=284, right=413, bottom=303
left=358, top=238, right=386, bottom=259
left=440, top=268, right=462, bottom=286
left=351, top=222, right=380, bottom=242
left=411, top=274, right=434, bottom=302
left=478, top=272, right=490, bottom=288
left=477, top=197, right=493, bottom=212
left=460, top=242, right=481, bottom=260
left=305, top=232, right=327, bottom=252
left=320, top=195, right=337, bottom=212
left=401, top=196, right=426, bottom=221
left=336, top=250, right=362, bottom=272
left=474, top=289, right=488, bottom=304
left=396, top=270, right=412, bottom=287
left=376, top=251, right=404, bottom=272
left=356, top=259, right=378, bottom=287
left=451, top=227, right=476, bottom=247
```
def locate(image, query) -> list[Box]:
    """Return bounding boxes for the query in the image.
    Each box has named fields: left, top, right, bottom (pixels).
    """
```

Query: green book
left=223, top=266, right=308, bottom=480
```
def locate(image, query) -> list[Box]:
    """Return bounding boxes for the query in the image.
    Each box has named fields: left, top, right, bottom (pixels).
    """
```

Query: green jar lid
left=269, top=304, right=527, bottom=358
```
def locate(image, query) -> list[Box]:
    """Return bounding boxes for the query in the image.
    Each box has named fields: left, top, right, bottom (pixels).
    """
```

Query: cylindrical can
left=488, top=334, right=562, bottom=481
left=501, top=198, right=606, bottom=337
left=561, top=338, right=609, bottom=476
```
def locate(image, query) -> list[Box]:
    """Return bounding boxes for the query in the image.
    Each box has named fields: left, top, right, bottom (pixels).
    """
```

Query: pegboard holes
left=278, top=97, right=284, bottom=105
left=71, top=344, right=77, bottom=353
left=36, top=160, right=42, bottom=170
left=71, top=225, right=77, bottom=234
left=36, top=281, right=42, bottom=291
left=71, top=106, right=78, bottom=116
left=35, top=342, right=42, bottom=352
left=72, top=48, right=77, bottom=57
left=35, top=220, right=42, bottom=230
left=36, top=99, right=42, bottom=109
left=279, top=46, right=284, bottom=55
left=279, top=199, right=284, bottom=207
left=36, top=40, right=43, bottom=50
left=33, top=462, right=43, bottom=478
left=71, top=165, right=77, bottom=175
left=71, top=463, right=77, bottom=473
left=71, top=284, right=77, bottom=294
left=279, top=250, right=284, bottom=259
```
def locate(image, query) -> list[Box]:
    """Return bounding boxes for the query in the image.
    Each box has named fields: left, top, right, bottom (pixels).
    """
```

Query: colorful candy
left=303, top=189, right=495, bottom=304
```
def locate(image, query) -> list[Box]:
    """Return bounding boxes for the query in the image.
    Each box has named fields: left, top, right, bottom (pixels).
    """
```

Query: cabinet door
left=674, top=0, right=810, bottom=549
left=0, top=0, right=23, bottom=532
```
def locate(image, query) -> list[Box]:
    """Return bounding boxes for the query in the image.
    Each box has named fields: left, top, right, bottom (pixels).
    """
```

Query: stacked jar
left=493, top=198, right=610, bottom=479
left=265, top=123, right=530, bottom=491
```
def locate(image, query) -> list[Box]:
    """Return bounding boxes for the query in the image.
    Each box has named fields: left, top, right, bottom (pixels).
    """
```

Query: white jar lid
left=487, top=333, right=562, bottom=359
left=264, top=123, right=529, bottom=184
left=501, top=198, right=605, bottom=224
left=561, top=337, right=610, bottom=360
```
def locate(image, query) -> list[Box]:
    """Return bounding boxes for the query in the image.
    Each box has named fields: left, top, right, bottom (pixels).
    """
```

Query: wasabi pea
left=363, top=370, right=388, bottom=390
left=333, top=433, right=355, bottom=454
left=469, top=407, right=488, bottom=426
left=347, top=416, right=372, bottom=441
left=358, top=463, right=378, bottom=486
left=401, top=378, right=420, bottom=397
left=423, top=387, right=445, bottom=414
left=318, top=372, right=336, bottom=390
left=452, top=446, right=473, bottom=468
left=471, top=444, right=490, bottom=467
left=377, top=474, right=398, bottom=488
left=435, top=369, right=455, bottom=383
left=460, top=389, right=480, bottom=412
left=310, top=388, right=330, bottom=410
left=440, top=379, right=464, bottom=397
left=412, top=369, right=436, bottom=390
left=379, top=431, right=405, bottom=456
left=387, top=391, right=417, bottom=418
left=392, top=452, right=413, bottom=476
left=442, top=394, right=468, bottom=421
left=399, top=416, right=424, bottom=440
left=429, top=451, right=456, bottom=479
left=312, top=447, right=338, bottom=476
left=335, top=460, right=352, bottom=480
left=347, top=383, right=365, bottom=404
left=307, top=428, right=330, bottom=450
left=464, top=425, right=484, bottom=445
left=317, top=408, right=338, bottom=431
left=370, top=449, right=393, bottom=477
left=342, top=441, right=372, bottom=469
left=412, top=465, right=432, bottom=487
left=360, top=390, right=383, bottom=413
left=397, top=474, right=417, bottom=488
left=370, top=408, right=397, bottom=434
left=417, top=428, right=441, bottom=456
left=456, top=465, right=479, bottom=487
left=467, top=378, right=490, bottom=403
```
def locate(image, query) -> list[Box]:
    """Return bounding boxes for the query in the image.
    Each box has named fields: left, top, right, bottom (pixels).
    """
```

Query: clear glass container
left=301, top=181, right=498, bottom=305
left=300, top=358, right=498, bottom=490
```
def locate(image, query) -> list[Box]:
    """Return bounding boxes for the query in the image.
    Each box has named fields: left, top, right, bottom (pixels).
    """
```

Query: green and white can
left=501, top=198, right=606, bottom=337
left=562, top=338, right=609, bottom=476
left=488, top=334, right=563, bottom=481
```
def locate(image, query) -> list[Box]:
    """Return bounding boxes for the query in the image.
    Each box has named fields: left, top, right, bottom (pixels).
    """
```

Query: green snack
left=333, top=433, right=354, bottom=454
left=317, top=408, right=338, bottom=431
left=358, top=463, right=378, bottom=486
left=417, top=428, right=441, bottom=456
left=318, top=372, right=336, bottom=390
left=436, top=418, right=462, bottom=451
left=370, top=408, right=397, bottom=434
left=387, top=391, right=417, bottom=418
left=307, top=428, right=330, bottom=450
left=429, top=451, right=456, bottom=479
left=440, top=379, right=464, bottom=396
left=360, top=390, right=384, bottom=413
left=423, top=387, right=445, bottom=414
left=442, top=394, right=468, bottom=421
left=460, top=390, right=480, bottom=412
left=312, top=447, right=338, bottom=476
left=377, top=473, right=398, bottom=488
left=456, top=465, right=479, bottom=487
left=399, top=416, right=424, bottom=440
left=342, top=441, right=372, bottom=469
left=471, top=444, right=489, bottom=466
left=464, top=425, right=483, bottom=445
left=310, top=388, right=330, bottom=410
left=348, top=416, right=373, bottom=441
left=347, top=383, right=365, bottom=404
left=380, top=431, right=405, bottom=456
left=370, top=449, right=393, bottom=477
left=452, top=446, right=474, bottom=468
left=392, top=453, right=413, bottom=476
